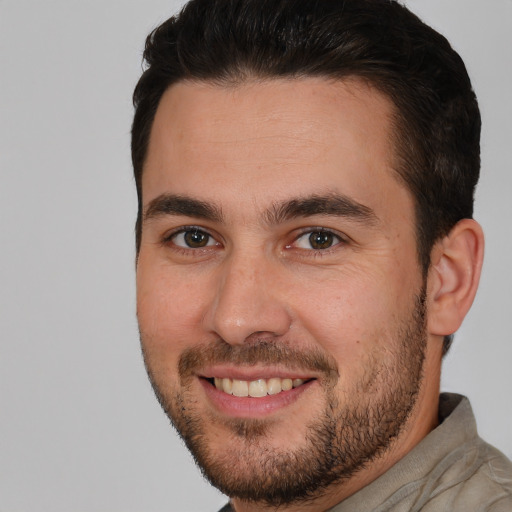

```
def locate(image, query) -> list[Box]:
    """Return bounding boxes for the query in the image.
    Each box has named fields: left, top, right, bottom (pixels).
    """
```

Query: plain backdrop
left=0, top=1, right=510, bottom=511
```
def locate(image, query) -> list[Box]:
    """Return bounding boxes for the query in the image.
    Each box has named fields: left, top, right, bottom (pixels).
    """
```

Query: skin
left=136, top=78, right=483, bottom=511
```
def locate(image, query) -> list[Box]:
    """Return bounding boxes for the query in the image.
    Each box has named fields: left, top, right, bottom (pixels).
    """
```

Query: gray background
left=0, top=1, right=510, bottom=511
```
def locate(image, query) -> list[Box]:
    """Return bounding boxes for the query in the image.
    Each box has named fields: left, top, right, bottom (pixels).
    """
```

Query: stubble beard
left=141, top=289, right=427, bottom=508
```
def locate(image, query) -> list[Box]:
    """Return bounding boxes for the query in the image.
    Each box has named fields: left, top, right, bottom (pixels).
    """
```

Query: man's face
left=137, top=78, right=429, bottom=506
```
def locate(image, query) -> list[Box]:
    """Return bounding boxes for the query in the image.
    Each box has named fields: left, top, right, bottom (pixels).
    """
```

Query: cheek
left=136, top=258, right=209, bottom=358
left=291, top=268, right=408, bottom=367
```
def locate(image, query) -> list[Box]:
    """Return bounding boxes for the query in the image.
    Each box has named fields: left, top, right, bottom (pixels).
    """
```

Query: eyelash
left=161, top=226, right=221, bottom=253
left=289, top=227, right=346, bottom=253
left=161, top=226, right=347, bottom=255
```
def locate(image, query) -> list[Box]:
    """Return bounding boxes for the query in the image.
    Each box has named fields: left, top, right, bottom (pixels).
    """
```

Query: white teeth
left=248, top=379, right=267, bottom=398
left=232, top=379, right=249, bottom=397
left=281, top=378, right=293, bottom=391
left=267, top=378, right=282, bottom=395
left=212, top=377, right=307, bottom=397
left=222, top=378, right=233, bottom=395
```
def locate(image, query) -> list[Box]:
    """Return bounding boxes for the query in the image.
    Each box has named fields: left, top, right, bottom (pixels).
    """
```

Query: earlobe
left=427, top=219, right=484, bottom=337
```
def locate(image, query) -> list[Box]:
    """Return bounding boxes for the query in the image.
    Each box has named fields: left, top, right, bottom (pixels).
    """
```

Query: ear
left=427, top=219, right=484, bottom=336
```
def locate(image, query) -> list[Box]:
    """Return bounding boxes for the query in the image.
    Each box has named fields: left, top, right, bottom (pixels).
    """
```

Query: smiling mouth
left=206, top=377, right=311, bottom=397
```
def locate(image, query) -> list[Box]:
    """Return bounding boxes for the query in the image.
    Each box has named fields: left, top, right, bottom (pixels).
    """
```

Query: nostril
left=242, top=331, right=286, bottom=344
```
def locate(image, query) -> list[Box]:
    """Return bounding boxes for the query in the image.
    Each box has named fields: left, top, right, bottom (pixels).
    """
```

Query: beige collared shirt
left=328, top=393, right=512, bottom=511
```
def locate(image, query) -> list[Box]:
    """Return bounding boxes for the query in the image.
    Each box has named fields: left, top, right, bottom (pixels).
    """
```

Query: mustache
left=178, top=339, right=339, bottom=382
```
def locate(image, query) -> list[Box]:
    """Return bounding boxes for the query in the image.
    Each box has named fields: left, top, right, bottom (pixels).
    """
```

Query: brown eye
left=172, top=229, right=216, bottom=248
left=184, top=230, right=209, bottom=247
left=309, top=231, right=335, bottom=249
left=293, top=230, right=342, bottom=250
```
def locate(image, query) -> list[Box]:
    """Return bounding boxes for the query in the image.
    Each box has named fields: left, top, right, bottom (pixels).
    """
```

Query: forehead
left=143, top=77, right=409, bottom=220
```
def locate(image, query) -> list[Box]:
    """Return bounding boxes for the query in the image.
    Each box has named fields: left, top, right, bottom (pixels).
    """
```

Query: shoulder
left=432, top=440, right=512, bottom=511
left=477, top=442, right=512, bottom=510
left=486, top=498, right=512, bottom=512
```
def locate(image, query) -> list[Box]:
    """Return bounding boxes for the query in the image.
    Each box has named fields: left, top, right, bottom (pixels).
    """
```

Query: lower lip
left=200, top=378, right=315, bottom=418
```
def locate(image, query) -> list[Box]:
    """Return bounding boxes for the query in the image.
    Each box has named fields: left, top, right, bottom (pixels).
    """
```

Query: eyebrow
left=144, top=194, right=224, bottom=223
left=143, top=192, right=377, bottom=226
left=265, top=193, right=378, bottom=226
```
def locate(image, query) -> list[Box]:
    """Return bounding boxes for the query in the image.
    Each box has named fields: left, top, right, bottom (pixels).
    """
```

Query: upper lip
left=197, top=364, right=318, bottom=382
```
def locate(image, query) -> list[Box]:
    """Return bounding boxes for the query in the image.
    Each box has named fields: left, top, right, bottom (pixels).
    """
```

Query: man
left=132, top=0, right=512, bottom=510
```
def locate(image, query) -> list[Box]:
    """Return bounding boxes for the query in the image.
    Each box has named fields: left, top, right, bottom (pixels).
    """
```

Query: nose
left=204, top=252, right=292, bottom=345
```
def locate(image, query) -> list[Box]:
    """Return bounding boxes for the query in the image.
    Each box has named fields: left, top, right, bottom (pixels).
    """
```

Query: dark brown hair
left=132, top=0, right=481, bottom=353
